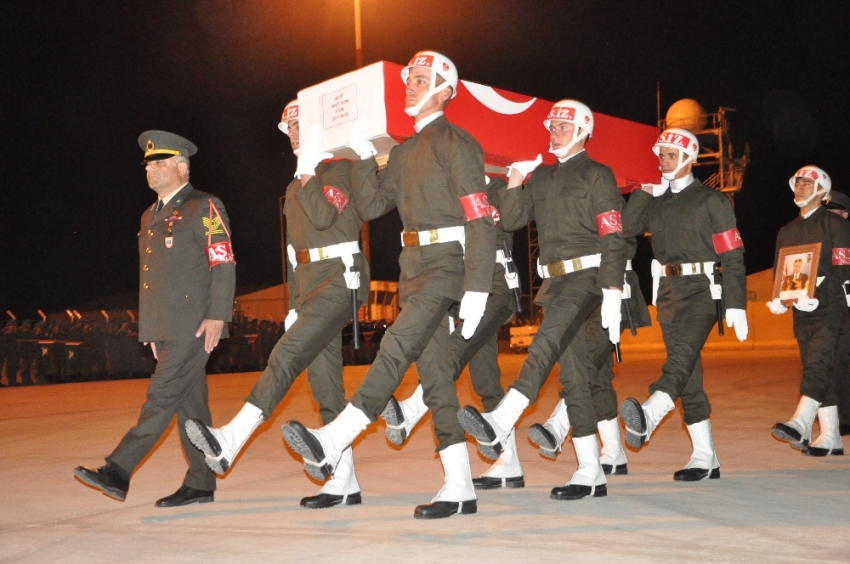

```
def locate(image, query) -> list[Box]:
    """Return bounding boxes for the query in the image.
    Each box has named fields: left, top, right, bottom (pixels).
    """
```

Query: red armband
left=596, top=210, right=623, bottom=236
left=712, top=227, right=743, bottom=254
left=459, top=192, right=491, bottom=221
left=489, top=204, right=501, bottom=224
left=833, top=248, right=850, bottom=266
left=323, top=186, right=348, bottom=215
left=207, top=241, right=236, bottom=267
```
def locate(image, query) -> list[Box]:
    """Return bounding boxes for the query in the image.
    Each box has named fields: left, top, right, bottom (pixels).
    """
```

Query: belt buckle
left=402, top=232, right=419, bottom=247
left=428, top=229, right=440, bottom=245
left=317, top=247, right=329, bottom=260
left=549, top=261, right=567, bottom=277
left=666, top=264, right=683, bottom=276
left=295, top=249, right=311, bottom=265
left=571, top=257, right=583, bottom=272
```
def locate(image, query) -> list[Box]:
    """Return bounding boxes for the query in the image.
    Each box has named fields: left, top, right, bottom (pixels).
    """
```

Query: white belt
left=537, top=253, right=602, bottom=279
left=287, top=240, right=361, bottom=289
left=496, top=249, right=520, bottom=289
left=401, top=225, right=465, bottom=249
left=651, top=259, right=720, bottom=305
left=625, top=259, right=633, bottom=271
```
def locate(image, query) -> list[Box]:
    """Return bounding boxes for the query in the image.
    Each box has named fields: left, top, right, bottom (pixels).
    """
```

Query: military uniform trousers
left=509, top=270, right=601, bottom=438
left=351, top=292, right=465, bottom=451
left=793, top=309, right=844, bottom=407
left=107, top=338, right=215, bottom=491
left=835, top=312, right=850, bottom=426
left=246, top=291, right=350, bottom=426
left=447, top=289, right=514, bottom=412
left=649, top=288, right=715, bottom=425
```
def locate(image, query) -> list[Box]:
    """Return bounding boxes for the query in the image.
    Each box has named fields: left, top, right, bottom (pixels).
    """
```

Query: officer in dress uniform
left=769, top=167, right=850, bottom=455
left=458, top=99, right=627, bottom=501
left=282, top=50, right=496, bottom=519
left=378, top=175, right=525, bottom=490
left=619, top=128, right=748, bottom=481
left=75, top=131, right=236, bottom=507
left=184, top=101, right=371, bottom=509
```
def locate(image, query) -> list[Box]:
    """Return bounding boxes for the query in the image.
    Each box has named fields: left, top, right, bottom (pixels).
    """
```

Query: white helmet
left=652, top=128, right=699, bottom=180
left=278, top=100, right=299, bottom=135
left=542, top=99, right=594, bottom=158
left=400, top=50, right=458, bottom=117
left=789, top=165, right=831, bottom=208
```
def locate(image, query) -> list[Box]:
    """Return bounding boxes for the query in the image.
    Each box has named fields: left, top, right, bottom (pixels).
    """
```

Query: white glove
left=284, top=309, right=298, bottom=331
left=295, top=125, right=333, bottom=178
left=642, top=179, right=670, bottom=197
left=793, top=295, right=819, bottom=312
left=600, top=288, right=622, bottom=345
left=346, top=118, right=377, bottom=160
left=506, top=154, right=542, bottom=179
left=459, top=291, right=488, bottom=339
left=766, top=298, right=788, bottom=315
left=725, top=308, right=748, bottom=341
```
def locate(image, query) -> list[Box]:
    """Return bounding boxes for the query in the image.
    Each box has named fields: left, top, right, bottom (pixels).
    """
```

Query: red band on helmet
left=207, top=241, right=236, bottom=267
left=323, top=186, right=348, bottom=215
left=282, top=105, right=298, bottom=120
left=408, top=54, right=434, bottom=68
left=832, top=248, right=850, bottom=266
left=596, top=211, right=623, bottom=236
left=547, top=106, right=575, bottom=121
left=657, top=131, right=691, bottom=150
left=712, top=228, right=743, bottom=254
left=459, top=192, right=491, bottom=221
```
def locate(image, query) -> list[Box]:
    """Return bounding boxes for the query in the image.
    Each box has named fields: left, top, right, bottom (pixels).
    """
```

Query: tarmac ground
left=2, top=348, right=849, bottom=563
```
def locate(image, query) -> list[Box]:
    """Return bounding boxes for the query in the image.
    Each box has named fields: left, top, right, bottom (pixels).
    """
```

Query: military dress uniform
left=490, top=150, right=626, bottom=439
left=773, top=207, right=850, bottom=437
left=245, top=159, right=369, bottom=425
left=623, top=179, right=745, bottom=425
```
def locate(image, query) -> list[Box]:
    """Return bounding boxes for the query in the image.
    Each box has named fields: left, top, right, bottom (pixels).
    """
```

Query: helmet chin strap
left=795, top=188, right=827, bottom=208
left=292, top=147, right=301, bottom=157
left=660, top=154, right=693, bottom=181
left=549, top=129, right=588, bottom=159
left=404, top=73, right=451, bottom=117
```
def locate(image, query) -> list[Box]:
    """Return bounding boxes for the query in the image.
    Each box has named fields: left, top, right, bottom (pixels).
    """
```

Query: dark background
left=2, top=0, right=848, bottom=317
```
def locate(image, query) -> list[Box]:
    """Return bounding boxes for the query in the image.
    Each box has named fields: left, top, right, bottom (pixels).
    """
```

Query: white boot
left=186, top=402, right=265, bottom=474
left=381, top=384, right=429, bottom=446
left=474, top=429, right=524, bottom=489
left=621, top=391, right=675, bottom=449
left=458, top=388, right=530, bottom=460
left=807, top=406, right=845, bottom=456
left=282, top=403, right=370, bottom=481
left=597, top=418, right=628, bottom=475
left=551, top=434, right=607, bottom=500
left=773, top=395, right=820, bottom=449
left=528, top=398, right=570, bottom=459
left=414, top=442, right=477, bottom=519
left=301, top=447, right=362, bottom=508
left=674, top=419, right=720, bottom=481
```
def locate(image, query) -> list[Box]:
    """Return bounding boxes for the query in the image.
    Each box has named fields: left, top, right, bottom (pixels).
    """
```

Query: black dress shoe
left=74, top=464, right=129, bottom=501
left=805, top=445, right=845, bottom=457
left=155, top=486, right=214, bottom=508
left=550, top=483, right=607, bottom=500
left=602, top=463, right=628, bottom=475
left=472, top=476, right=524, bottom=490
left=281, top=421, right=332, bottom=481
left=456, top=407, right=501, bottom=460
left=300, top=492, right=362, bottom=509
left=620, top=398, right=647, bottom=449
left=673, top=467, right=720, bottom=481
left=772, top=422, right=803, bottom=443
left=381, top=396, right=408, bottom=446
left=528, top=424, right=560, bottom=459
left=414, top=499, right=477, bottom=519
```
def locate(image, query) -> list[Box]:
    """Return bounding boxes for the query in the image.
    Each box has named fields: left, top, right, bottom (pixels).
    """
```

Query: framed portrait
left=773, top=242, right=821, bottom=304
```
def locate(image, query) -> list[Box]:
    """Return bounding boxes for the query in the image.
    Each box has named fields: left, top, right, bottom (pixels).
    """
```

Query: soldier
left=380, top=175, right=525, bottom=490
left=823, top=191, right=850, bottom=436
left=74, top=131, right=236, bottom=507
left=184, top=100, right=371, bottom=509
left=282, top=50, right=496, bottom=519
left=458, top=99, right=627, bottom=501
left=528, top=236, right=651, bottom=476
left=768, top=167, right=850, bottom=456
left=619, top=128, right=748, bottom=481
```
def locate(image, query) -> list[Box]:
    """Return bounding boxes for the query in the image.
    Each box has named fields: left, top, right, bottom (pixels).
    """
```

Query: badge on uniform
left=165, top=236, right=174, bottom=249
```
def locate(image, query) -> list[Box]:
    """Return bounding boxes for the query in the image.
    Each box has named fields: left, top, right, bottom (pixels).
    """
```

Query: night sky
left=3, top=0, right=848, bottom=317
